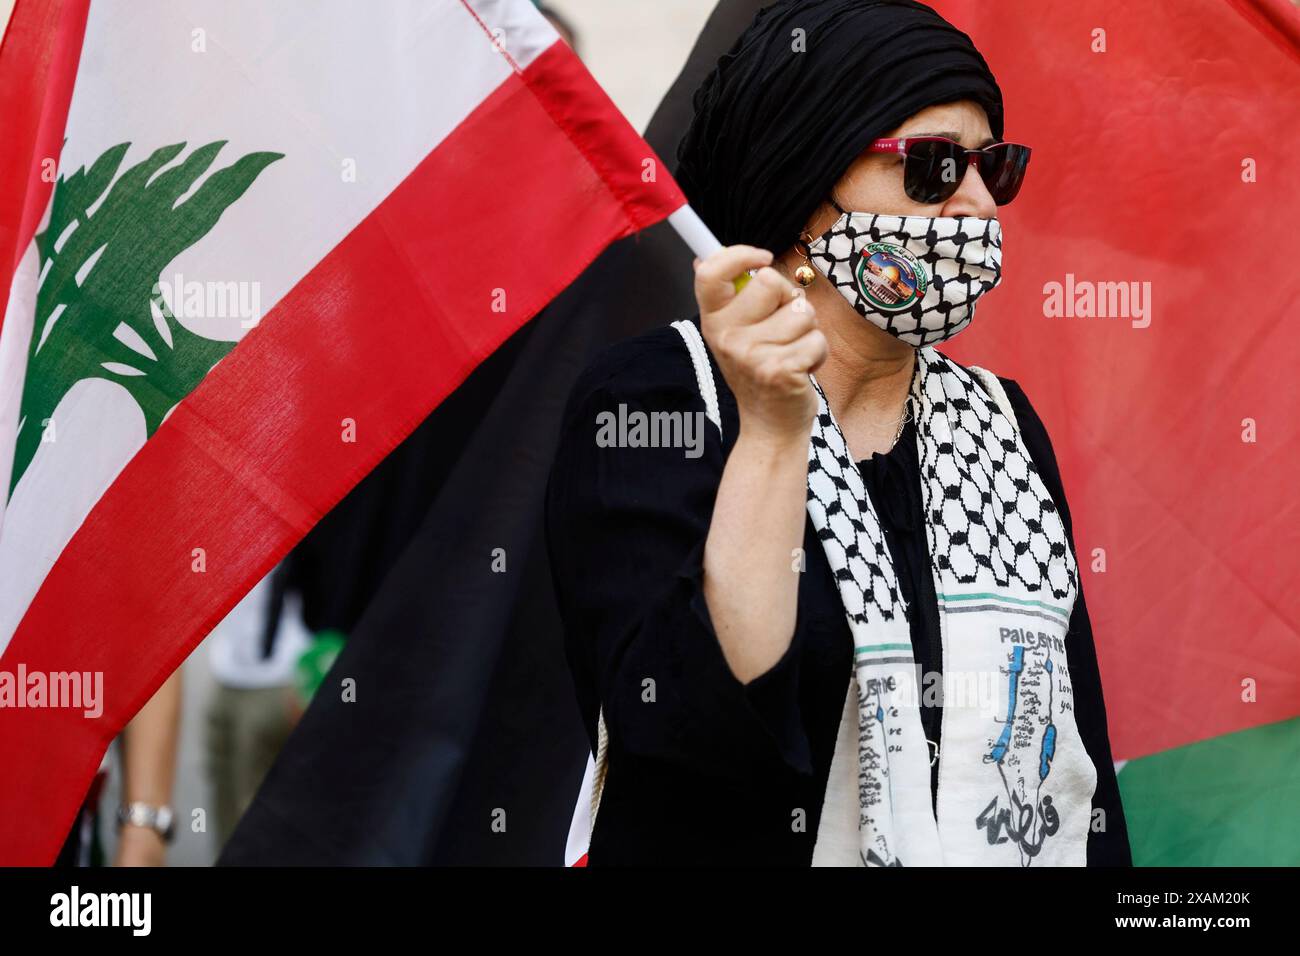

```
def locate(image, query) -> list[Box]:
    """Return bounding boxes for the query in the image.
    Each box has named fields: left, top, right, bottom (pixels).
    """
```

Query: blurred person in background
left=206, top=566, right=315, bottom=848
left=55, top=672, right=181, bottom=867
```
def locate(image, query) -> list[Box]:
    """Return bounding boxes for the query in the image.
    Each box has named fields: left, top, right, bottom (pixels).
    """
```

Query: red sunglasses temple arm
left=868, top=137, right=910, bottom=155
left=868, top=137, right=1029, bottom=155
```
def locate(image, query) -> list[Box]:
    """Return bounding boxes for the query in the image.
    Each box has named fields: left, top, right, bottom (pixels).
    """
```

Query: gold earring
left=794, top=233, right=817, bottom=287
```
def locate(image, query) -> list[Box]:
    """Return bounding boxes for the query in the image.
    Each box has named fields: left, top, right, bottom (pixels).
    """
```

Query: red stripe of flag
left=0, top=37, right=684, bottom=864
left=0, top=0, right=90, bottom=334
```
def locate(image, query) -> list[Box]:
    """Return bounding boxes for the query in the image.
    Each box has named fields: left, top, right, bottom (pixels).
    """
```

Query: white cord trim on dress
left=671, top=320, right=723, bottom=439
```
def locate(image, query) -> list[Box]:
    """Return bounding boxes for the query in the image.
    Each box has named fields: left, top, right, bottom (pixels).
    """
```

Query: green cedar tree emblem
left=9, top=140, right=283, bottom=498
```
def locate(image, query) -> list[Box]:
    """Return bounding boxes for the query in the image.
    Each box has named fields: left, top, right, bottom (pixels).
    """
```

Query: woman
left=546, top=0, right=1130, bottom=866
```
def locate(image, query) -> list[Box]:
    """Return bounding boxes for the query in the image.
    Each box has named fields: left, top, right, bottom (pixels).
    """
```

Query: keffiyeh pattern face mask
left=806, top=208, right=1002, bottom=347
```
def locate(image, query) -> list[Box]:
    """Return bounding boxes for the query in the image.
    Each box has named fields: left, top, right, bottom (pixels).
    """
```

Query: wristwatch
left=116, top=802, right=176, bottom=843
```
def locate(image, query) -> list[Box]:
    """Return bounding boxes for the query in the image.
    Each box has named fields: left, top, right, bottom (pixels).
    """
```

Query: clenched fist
left=694, top=245, right=828, bottom=443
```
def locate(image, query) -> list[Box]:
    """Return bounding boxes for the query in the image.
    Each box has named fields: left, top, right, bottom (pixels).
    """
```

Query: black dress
left=544, top=319, right=1131, bottom=866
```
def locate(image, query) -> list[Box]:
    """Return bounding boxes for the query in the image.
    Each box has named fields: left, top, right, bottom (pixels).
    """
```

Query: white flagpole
left=666, top=204, right=723, bottom=259
left=666, top=203, right=753, bottom=291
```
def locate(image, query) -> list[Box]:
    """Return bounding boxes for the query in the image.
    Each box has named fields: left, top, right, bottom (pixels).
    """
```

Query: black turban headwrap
left=676, top=0, right=1004, bottom=254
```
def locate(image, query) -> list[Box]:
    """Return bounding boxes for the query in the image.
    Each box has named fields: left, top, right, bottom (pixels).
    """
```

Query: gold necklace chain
left=887, top=400, right=912, bottom=448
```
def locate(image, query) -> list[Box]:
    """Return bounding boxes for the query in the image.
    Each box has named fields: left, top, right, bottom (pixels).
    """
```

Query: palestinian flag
left=0, top=0, right=684, bottom=864
left=938, top=0, right=1300, bottom=864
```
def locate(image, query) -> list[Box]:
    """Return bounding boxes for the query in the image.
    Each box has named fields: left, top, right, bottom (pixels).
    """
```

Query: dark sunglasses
left=867, top=136, right=1032, bottom=206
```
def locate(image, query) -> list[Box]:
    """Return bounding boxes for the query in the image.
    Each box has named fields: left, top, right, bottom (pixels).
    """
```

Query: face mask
left=805, top=202, right=1002, bottom=347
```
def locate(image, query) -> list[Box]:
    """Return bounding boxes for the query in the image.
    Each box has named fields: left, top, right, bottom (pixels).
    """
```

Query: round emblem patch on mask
left=855, top=242, right=927, bottom=312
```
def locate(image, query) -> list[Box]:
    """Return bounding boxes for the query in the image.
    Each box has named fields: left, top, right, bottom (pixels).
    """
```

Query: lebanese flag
left=0, top=0, right=685, bottom=864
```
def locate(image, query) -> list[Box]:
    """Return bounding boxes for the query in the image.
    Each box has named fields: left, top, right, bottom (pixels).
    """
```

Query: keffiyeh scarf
left=675, top=321, right=1097, bottom=867
left=571, top=324, right=1098, bottom=867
